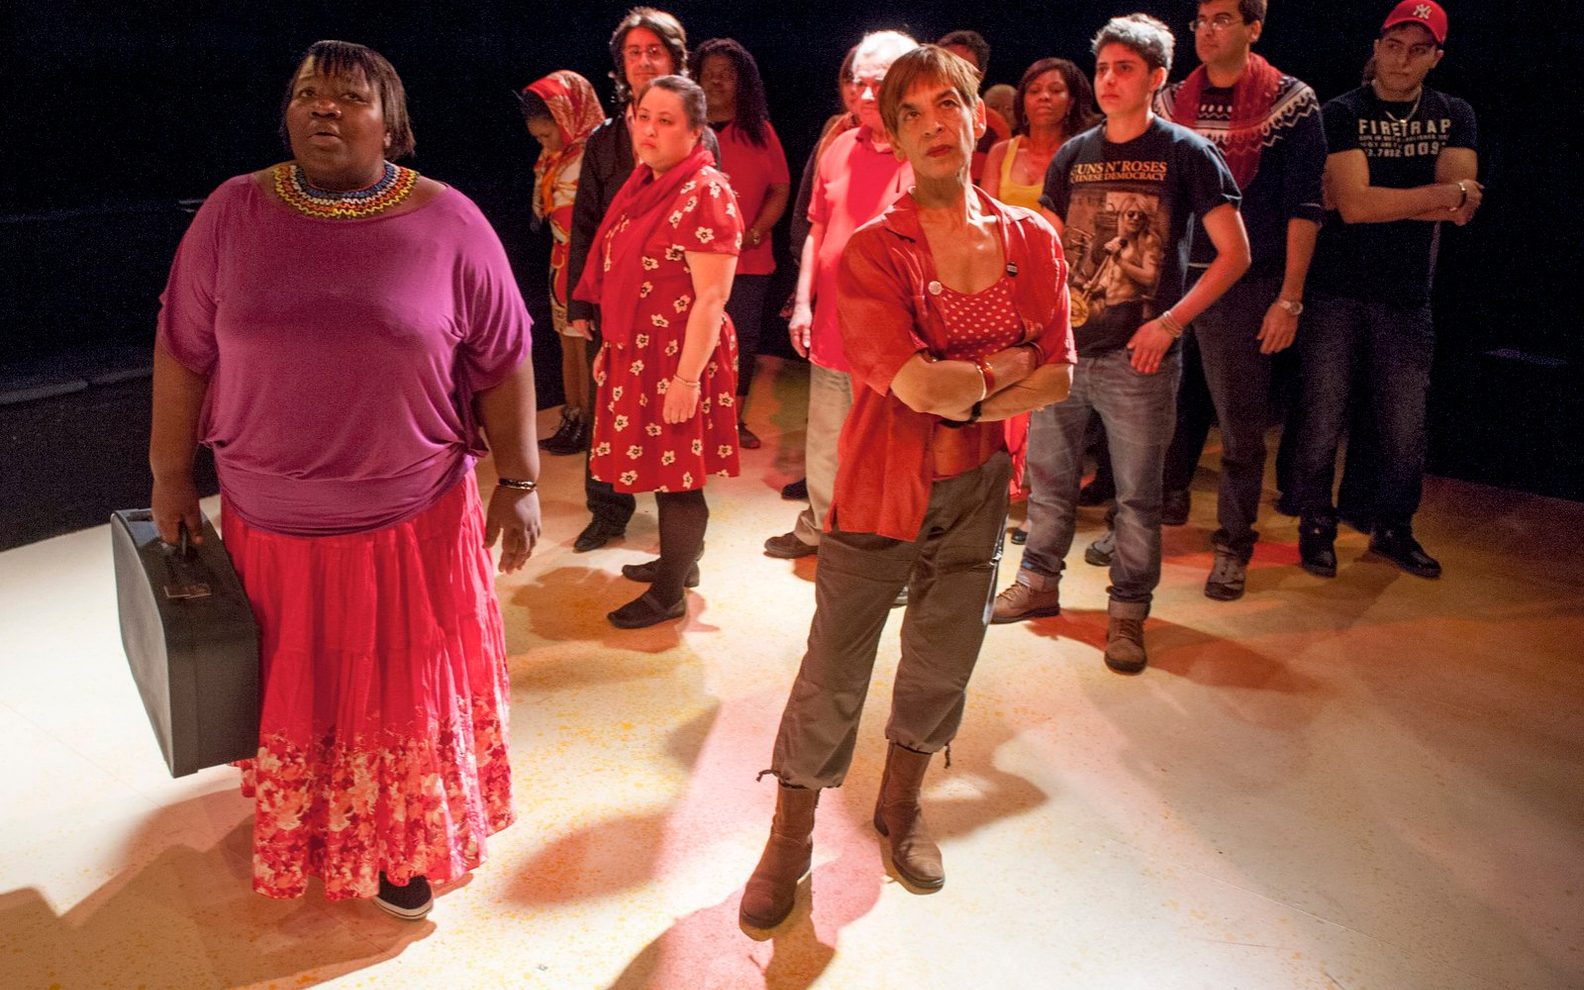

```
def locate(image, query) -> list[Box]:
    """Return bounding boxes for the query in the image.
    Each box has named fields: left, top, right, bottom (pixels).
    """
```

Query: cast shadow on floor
left=0, top=790, right=429, bottom=988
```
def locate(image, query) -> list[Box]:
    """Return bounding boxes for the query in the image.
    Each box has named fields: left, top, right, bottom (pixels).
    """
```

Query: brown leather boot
left=740, top=784, right=819, bottom=928
left=872, top=742, right=944, bottom=890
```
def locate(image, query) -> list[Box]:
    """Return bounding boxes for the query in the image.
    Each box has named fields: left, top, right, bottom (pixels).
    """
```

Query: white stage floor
left=2, top=357, right=1580, bottom=989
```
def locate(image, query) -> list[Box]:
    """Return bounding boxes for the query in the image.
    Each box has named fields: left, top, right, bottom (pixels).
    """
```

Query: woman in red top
left=739, top=46, right=1074, bottom=929
left=574, top=75, right=743, bottom=628
left=692, top=38, right=790, bottom=450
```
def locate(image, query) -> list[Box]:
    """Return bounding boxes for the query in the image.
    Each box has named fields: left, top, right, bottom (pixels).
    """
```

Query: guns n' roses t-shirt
left=1042, top=116, right=1240, bottom=357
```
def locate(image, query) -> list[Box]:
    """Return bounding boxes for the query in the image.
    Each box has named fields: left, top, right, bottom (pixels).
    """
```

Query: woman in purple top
left=149, top=40, right=538, bottom=921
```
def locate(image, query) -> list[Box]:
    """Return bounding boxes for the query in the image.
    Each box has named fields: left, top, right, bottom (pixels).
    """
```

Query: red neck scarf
left=525, top=70, right=604, bottom=220
left=1171, top=52, right=1283, bottom=189
left=574, top=142, right=714, bottom=346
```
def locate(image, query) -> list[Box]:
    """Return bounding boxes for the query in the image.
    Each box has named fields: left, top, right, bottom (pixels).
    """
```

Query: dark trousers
left=1162, top=274, right=1280, bottom=557
left=1291, top=295, right=1435, bottom=528
left=725, top=273, right=769, bottom=402
left=584, top=323, right=636, bottom=529
left=770, top=451, right=1011, bottom=789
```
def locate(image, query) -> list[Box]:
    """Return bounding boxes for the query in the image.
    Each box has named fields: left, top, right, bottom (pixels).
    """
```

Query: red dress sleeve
left=673, top=169, right=743, bottom=256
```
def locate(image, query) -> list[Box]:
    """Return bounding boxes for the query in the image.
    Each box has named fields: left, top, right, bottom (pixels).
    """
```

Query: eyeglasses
left=1189, top=14, right=1244, bottom=33
left=624, top=44, right=667, bottom=61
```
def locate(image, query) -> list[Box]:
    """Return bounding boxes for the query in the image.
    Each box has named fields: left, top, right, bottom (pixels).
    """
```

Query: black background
left=2, top=0, right=1580, bottom=535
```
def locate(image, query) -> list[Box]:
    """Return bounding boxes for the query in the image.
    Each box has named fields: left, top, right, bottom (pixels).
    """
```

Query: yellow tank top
left=996, top=136, right=1045, bottom=211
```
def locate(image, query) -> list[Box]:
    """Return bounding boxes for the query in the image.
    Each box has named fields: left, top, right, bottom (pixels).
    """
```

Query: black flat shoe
left=737, top=421, right=762, bottom=450
left=780, top=478, right=807, bottom=501
left=621, top=541, right=704, bottom=587
left=1368, top=526, right=1441, bottom=579
left=1009, top=526, right=1028, bottom=546
left=608, top=590, right=687, bottom=628
left=373, top=873, right=432, bottom=921
left=574, top=519, right=626, bottom=553
left=1298, top=516, right=1337, bottom=578
left=621, top=558, right=701, bottom=587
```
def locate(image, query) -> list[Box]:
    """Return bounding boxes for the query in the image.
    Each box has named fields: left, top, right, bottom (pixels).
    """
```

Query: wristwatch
left=1276, top=298, right=1304, bottom=316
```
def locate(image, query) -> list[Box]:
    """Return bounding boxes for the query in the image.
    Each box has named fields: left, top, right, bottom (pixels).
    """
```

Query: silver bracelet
left=496, top=477, right=538, bottom=492
left=1158, top=309, right=1185, bottom=339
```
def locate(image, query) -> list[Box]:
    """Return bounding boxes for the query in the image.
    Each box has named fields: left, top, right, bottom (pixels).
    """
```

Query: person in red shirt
left=764, top=30, right=917, bottom=561
left=692, top=38, right=791, bottom=450
left=739, top=45, right=1075, bottom=930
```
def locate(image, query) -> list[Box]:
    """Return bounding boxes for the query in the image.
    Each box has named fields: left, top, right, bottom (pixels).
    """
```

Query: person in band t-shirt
left=1292, top=0, right=1480, bottom=580
left=1147, top=0, right=1326, bottom=602
left=992, top=13, right=1249, bottom=674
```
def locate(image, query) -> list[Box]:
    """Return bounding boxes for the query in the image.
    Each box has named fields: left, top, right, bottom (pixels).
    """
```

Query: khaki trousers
left=770, top=451, right=1012, bottom=789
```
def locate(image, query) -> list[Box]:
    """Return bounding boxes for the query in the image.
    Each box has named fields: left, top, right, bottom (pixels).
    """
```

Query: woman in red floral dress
left=575, top=75, right=742, bottom=628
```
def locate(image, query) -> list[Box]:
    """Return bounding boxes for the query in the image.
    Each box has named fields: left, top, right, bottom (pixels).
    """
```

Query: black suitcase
left=111, top=508, right=261, bottom=777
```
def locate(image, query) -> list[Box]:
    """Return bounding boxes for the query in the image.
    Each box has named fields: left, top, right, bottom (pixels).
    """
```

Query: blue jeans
left=1291, top=295, right=1434, bottom=528
left=1020, top=348, right=1180, bottom=605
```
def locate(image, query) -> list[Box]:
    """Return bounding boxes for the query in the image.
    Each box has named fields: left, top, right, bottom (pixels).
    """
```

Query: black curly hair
left=689, top=37, right=773, bottom=147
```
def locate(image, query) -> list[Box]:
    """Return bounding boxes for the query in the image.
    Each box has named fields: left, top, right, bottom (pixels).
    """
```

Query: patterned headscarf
left=522, top=70, right=604, bottom=217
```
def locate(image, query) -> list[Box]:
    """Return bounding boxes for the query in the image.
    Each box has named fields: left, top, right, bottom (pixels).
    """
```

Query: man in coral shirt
left=742, top=45, right=1074, bottom=930
left=763, top=30, right=918, bottom=561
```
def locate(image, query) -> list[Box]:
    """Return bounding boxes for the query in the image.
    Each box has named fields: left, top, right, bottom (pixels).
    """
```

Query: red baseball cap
left=1382, top=1, right=1448, bottom=44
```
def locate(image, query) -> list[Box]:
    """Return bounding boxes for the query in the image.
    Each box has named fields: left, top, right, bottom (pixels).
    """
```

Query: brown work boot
left=740, top=783, right=819, bottom=928
left=1104, top=599, right=1149, bottom=674
left=990, top=580, right=1061, bottom=624
left=872, top=742, right=945, bottom=890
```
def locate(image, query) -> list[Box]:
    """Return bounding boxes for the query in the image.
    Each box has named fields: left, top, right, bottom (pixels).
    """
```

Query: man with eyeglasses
left=1290, top=0, right=1479, bottom=580
left=764, top=31, right=918, bottom=564
left=1135, top=0, right=1326, bottom=601
left=564, top=6, right=720, bottom=554
left=992, top=14, right=1249, bottom=673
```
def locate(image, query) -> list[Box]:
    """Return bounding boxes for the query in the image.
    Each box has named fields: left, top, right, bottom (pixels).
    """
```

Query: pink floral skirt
left=222, top=472, right=513, bottom=901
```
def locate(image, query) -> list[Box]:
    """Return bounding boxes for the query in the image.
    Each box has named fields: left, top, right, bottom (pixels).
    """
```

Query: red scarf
left=524, top=70, right=603, bottom=220
left=574, top=142, right=715, bottom=347
left=1171, top=52, right=1282, bottom=189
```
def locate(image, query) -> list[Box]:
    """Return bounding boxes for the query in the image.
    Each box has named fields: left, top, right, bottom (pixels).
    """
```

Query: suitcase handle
left=163, top=521, right=212, bottom=601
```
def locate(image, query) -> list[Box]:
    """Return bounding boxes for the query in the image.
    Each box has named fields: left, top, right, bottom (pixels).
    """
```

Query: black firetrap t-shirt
left=1309, top=84, right=1477, bottom=306
left=1042, top=116, right=1240, bottom=357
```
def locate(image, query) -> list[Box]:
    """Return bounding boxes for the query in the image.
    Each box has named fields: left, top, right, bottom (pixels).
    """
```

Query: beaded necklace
left=273, top=160, right=419, bottom=219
